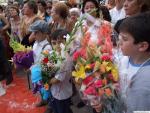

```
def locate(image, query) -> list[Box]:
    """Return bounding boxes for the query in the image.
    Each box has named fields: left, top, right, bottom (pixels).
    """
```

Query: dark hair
left=119, top=11, right=150, bottom=51
left=54, top=2, right=69, bottom=19
left=0, top=5, right=3, bottom=11
left=137, top=0, right=150, bottom=12
left=82, top=0, right=100, bottom=18
left=26, top=0, right=38, bottom=14
left=100, top=5, right=111, bottom=22
left=38, top=0, right=47, bottom=8
left=51, top=29, right=69, bottom=41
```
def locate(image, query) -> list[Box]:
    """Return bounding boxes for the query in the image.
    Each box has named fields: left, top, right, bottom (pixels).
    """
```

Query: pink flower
left=80, top=48, right=87, bottom=59
left=108, top=74, right=113, bottom=81
left=94, top=80, right=103, bottom=88
left=73, top=48, right=87, bottom=61
left=90, top=63, right=95, bottom=69
left=84, top=85, right=98, bottom=95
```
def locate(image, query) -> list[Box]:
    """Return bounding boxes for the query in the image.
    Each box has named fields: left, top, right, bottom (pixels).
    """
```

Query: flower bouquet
left=40, top=50, right=64, bottom=84
left=72, top=22, right=123, bottom=113
left=9, top=38, right=33, bottom=69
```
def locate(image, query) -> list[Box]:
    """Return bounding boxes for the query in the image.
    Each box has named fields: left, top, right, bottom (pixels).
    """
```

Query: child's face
left=119, top=32, right=139, bottom=56
left=30, top=31, right=45, bottom=41
left=51, top=39, right=65, bottom=52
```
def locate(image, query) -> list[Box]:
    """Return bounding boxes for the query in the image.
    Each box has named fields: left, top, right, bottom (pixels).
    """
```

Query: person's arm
left=49, top=77, right=60, bottom=85
left=0, top=15, right=10, bottom=32
left=126, top=88, right=150, bottom=113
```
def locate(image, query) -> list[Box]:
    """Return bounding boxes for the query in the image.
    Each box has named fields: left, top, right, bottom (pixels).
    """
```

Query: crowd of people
left=0, top=0, right=150, bottom=113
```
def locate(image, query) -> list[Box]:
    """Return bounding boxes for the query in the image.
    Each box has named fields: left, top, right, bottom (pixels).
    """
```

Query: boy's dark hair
left=82, top=0, right=100, bottom=18
left=119, top=11, right=150, bottom=51
left=51, top=29, right=69, bottom=41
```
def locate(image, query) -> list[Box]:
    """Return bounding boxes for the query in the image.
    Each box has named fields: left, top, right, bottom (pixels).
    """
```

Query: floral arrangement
left=72, top=22, right=123, bottom=113
left=9, top=37, right=33, bottom=69
left=40, top=49, right=64, bottom=84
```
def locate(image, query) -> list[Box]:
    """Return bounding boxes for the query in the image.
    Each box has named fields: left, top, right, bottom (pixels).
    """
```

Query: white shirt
left=33, top=39, right=52, bottom=64
left=109, top=7, right=125, bottom=25
left=51, top=56, right=73, bottom=100
left=118, top=56, right=140, bottom=99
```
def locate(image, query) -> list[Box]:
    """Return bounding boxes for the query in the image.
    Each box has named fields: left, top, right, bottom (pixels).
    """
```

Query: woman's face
left=84, top=1, right=97, bottom=17
left=22, top=3, right=32, bottom=15
left=23, top=3, right=30, bottom=15
left=9, top=8, right=18, bottom=17
left=38, top=3, right=45, bottom=12
left=46, top=2, right=52, bottom=15
left=124, top=0, right=141, bottom=16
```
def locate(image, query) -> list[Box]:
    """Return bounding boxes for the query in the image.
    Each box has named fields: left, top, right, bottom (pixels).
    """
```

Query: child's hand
left=47, top=62, right=55, bottom=68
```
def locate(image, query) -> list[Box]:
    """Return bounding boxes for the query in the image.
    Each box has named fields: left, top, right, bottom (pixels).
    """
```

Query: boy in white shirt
left=29, top=20, right=52, bottom=107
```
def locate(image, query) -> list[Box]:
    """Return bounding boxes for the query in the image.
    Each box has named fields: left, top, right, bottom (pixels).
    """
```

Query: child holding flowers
left=44, top=29, right=73, bottom=113
left=93, top=12, right=150, bottom=113
left=28, top=20, right=52, bottom=107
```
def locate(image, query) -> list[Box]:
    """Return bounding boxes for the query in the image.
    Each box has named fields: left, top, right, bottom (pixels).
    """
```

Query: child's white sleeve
left=43, top=45, right=52, bottom=51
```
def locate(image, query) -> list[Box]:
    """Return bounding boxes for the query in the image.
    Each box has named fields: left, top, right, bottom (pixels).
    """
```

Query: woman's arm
left=0, top=15, right=10, bottom=32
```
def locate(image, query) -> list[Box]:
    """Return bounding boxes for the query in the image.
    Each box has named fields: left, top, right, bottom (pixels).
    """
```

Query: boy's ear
left=138, top=41, right=149, bottom=52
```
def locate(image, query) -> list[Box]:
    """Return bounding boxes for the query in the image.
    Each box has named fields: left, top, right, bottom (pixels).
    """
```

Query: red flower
left=83, top=76, right=94, bottom=85
left=43, top=57, right=49, bottom=63
left=101, top=55, right=112, bottom=61
left=73, top=51, right=80, bottom=61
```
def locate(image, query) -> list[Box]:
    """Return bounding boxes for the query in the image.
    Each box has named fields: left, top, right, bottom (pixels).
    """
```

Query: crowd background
left=0, top=0, right=150, bottom=113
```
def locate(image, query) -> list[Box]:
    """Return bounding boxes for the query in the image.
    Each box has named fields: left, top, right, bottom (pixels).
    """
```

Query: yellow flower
left=111, top=66, right=119, bottom=81
left=102, top=61, right=109, bottom=66
left=106, top=66, right=112, bottom=72
left=72, top=65, right=86, bottom=82
left=85, top=64, right=91, bottom=70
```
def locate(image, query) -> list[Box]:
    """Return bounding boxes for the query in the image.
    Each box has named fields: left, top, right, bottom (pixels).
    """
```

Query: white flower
left=64, top=34, right=70, bottom=42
